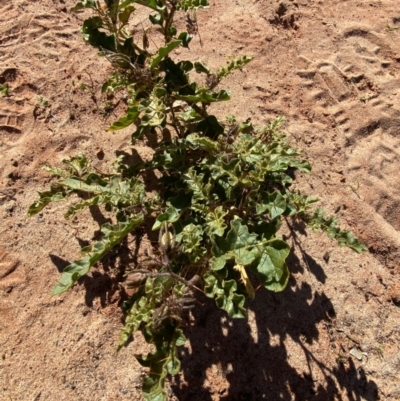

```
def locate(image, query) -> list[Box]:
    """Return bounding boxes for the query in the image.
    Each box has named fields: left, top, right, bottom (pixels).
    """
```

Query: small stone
left=350, top=347, right=363, bottom=361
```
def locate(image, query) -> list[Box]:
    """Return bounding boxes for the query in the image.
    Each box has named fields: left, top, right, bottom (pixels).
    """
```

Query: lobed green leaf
left=205, top=206, right=228, bottom=237
left=250, top=239, right=290, bottom=292
left=52, top=215, right=144, bottom=295
left=176, top=89, right=230, bottom=103
left=70, top=0, right=98, bottom=12
left=303, top=209, right=368, bottom=253
left=81, top=16, right=116, bottom=51
left=177, top=0, right=209, bottom=11
left=28, top=189, right=66, bottom=216
left=204, top=272, right=246, bottom=318
left=108, top=106, right=140, bottom=131
left=216, top=56, right=253, bottom=81
left=149, top=40, right=181, bottom=70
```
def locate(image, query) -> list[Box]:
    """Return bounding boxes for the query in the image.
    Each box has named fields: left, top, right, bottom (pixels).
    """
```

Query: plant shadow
left=171, top=272, right=378, bottom=401
left=50, top=234, right=141, bottom=308
left=80, top=234, right=142, bottom=308
left=49, top=219, right=378, bottom=400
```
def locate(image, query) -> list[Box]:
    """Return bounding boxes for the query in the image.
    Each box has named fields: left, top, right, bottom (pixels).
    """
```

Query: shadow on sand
left=171, top=249, right=378, bottom=401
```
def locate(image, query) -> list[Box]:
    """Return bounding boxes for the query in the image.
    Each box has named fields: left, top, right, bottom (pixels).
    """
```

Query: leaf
left=209, top=157, right=241, bottom=189
left=139, top=95, right=166, bottom=127
left=28, top=190, right=65, bottom=216
left=65, top=196, right=102, bottom=219
left=133, top=0, right=160, bottom=11
left=70, top=0, right=98, bottom=12
left=177, top=31, right=192, bottom=48
left=150, top=40, right=181, bottom=70
left=205, top=206, right=228, bottom=237
left=178, top=107, right=201, bottom=122
left=334, top=231, right=368, bottom=253
left=210, top=220, right=290, bottom=292
left=65, top=153, right=90, bottom=176
left=149, top=13, right=163, bottom=25
left=177, top=89, right=230, bottom=103
left=185, top=133, right=219, bottom=152
left=212, top=219, right=257, bottom=256
left=137, top=326, right=185, bottom=401
left=179, top=61, right=194, bottom=72
left=197, top=115, right=224, bottom=138
left=285, top=191, right=318, bottom=214
left=204, top=272, right=246, bottom=318
left=250, top=239, right=290, bottom=292
left=168, top=26, right=177, bottom=37
left=152, top=207, right=180, bottom=230
left=253, top=220, right=281, bottom=241
left=268, top=192, right=287, bottom=219
left=216, top=56, right=253, bottom=81
left=159, top=58, right=192, bottom=94
left=194, top=61, right=211, bottom=75
left=52, top=215, right=144, bottom=295
left=183, top=167, right=212, bottom=206
left=61, top=178, right=105, bottom=194
left=303, top=209, right=368, bottom=253
left=167, top=192, right=191, bottom=211
left=256, top=191, right=286, bottom=220
left=175, top=224, right=205, bottom=262
left=211, top=219, right=258, bottom=269
left=0, top=84, right=9, bottom=96
left=119, top=5, right=136, bottom=24
left=177, top=0, right=209, bottom=11
left=60, top=175, right=145, bottom=219
left=119, top=278, right=169, bottom=349
left=108, top=106, right=139, bottom=131
left=290, top=158, right=311, bottom=173
left=81, top=16, right=116, bottom=51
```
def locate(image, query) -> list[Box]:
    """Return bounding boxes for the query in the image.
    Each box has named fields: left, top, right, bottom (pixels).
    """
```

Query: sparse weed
left=29, top=1, right=367, bottom=400
left=374, top=345, right=384, bottom=360
left=38, top=95, right=49, bottom=107
left=385, top=22, right=400, bottom=32
left=0, top=83, right=9, bottom=96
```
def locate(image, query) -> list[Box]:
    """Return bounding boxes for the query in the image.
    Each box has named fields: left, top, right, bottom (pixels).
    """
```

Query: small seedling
left=385, top=22, right=400, bottom=32
left=374, top=345, right=384, bottom=360
left=72, top=74, right=96, bottom=95
left=38, top=95, right=49, bottom=107
left=348, top=178, right=360, bottom=193
left=0, top=83, right=9, bottom=96
left=353, top=42, right=367, bottom=53
left=29, top=1, right=367, bottom=400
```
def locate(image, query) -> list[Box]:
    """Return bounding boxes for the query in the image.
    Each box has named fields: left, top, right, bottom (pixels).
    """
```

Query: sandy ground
left=1, top=0, right=400, bottom=400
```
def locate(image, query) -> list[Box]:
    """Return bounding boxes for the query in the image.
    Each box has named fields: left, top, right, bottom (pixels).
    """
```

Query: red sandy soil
left=1, top=1, right=400, bottom=400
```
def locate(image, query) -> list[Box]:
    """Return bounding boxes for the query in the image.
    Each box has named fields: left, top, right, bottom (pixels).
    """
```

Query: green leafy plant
left=28, top=1, right=367, bottom=400
left=0, top=83, right=9, bottom=96
left=38, top=95, right=49, bottom=107
left=385, top=21, right=400, bottom=32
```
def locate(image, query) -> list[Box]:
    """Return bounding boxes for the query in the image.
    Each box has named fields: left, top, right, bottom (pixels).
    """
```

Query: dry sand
left=1, top=0, right=400, bottom=400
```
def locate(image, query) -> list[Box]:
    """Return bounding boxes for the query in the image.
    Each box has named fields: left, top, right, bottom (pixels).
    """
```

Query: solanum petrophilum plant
left=28, top=1, right=367, bottom=400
